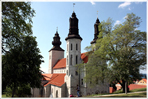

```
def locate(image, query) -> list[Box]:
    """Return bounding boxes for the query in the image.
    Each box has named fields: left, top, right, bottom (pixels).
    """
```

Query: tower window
left=71, top=44, right=73, bottom=50
left=70, top=55, right=72, bottom=65
left=81, top=79, right=83, bottom=85
left=75, top=71, right=78, bottom=76
left=67, top=44, right=68, bottom=51
left=67, top=70, right=68, bottom=75
left=76, top=44, right=78, bottom=50
left=76, top=55, right=78, bottom=64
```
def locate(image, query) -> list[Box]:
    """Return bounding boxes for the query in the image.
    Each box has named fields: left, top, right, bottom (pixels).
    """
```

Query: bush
left=5, top=84, right=31, bottom=97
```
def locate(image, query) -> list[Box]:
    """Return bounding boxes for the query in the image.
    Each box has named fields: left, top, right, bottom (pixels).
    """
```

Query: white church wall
left=79, top=64, right=87, bottom=96
left=43, top=84, right=51, bottom=97
left=53, top=68, right=66, bottom=74
left=32, top=88, right=40, bottom=97
left=51, top=85, right=62, bottom=98
left=49, top=50, right=64, bottom=73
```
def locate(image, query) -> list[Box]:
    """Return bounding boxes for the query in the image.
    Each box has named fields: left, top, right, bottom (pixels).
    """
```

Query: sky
left=30, top=1, right=147, bottom=74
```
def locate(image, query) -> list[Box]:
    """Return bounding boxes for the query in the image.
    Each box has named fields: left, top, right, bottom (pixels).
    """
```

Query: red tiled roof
left=44, top=74, right=66, bottom=87
left=142, top=78, right=147, bottom=83
left=53, top=52, right=88, bottom=69
left=81, top=52, right=88, bottom=63
left=42, top=74, right=53, bottom=80
left=53, top=58, right=66, bottom=69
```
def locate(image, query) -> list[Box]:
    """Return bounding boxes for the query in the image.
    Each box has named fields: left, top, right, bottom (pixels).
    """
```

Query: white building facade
left=31, top=11, right=109, bottom=98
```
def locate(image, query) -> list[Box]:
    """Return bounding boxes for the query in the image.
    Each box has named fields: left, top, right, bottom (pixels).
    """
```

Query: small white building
left=31, top=11, right=109, bottom=98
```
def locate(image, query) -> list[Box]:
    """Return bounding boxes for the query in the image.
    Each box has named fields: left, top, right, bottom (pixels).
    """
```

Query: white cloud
left=114, top=20, right=121, bottom=26
left=128, top=7, right=131, bottom=10
left=118, top=2, right=131, bottom=8
left=135, top=2, right=142, bottom=4
left=123, top=15, right=128, bottom=19
left=90, top=0, right=95, bottom=5
left=134, top=28, right=138, bottom=31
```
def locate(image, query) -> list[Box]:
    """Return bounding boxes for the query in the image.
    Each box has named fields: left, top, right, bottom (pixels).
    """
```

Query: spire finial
left=97, top=11, right=99, bottom=18
left=56, top=27, right=58, bottom=32
left=73, top=3, right=75, bottom=12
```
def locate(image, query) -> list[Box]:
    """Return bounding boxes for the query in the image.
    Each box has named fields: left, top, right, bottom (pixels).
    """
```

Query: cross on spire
left=97, top=11, right=99, bottom=18
left=73, top=3, right=75, bottom=12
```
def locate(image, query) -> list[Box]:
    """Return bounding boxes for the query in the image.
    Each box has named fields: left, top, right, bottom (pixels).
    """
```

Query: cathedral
left=31, top=10, right=109, bottom=97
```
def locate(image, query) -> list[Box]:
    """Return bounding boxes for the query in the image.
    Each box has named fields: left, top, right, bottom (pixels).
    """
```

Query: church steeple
left=49, top=29, right=64, bottom=51
left=90, top=17, right=100, bottom=44
left=65, top=11, right=82, bottom=41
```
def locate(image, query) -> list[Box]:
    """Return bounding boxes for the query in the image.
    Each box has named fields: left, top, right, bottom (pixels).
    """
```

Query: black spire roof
left=65, top=11, right=82, bottom=41
left=90, top=17, right=100, bottom=44
left=49, top=30, right=64, bottom=51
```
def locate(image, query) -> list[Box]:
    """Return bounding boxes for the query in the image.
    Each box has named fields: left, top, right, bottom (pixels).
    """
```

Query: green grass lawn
left=101, top=92, right=146, bottom=97
left=130, top=87, right=146, bottom=92
left=112, top=87, right=147, bottom=94
left=2, top=94, right=8, bottom=98
left=85, top=87, right=147, bottom=97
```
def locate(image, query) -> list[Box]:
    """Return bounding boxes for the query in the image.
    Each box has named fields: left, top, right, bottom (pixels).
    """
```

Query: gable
left=53, top=52, right=88, bottom=69
left=44, top=74, right=66, bottom=87
left=42, top=74, right=53, bottom=80
left=53, top=58, right=66, bottom=69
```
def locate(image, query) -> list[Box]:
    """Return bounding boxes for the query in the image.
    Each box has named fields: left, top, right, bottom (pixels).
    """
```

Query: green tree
left=2, top=2, right=35, bottom=53
left=2, top=2, right=44, bottom=97
left=2, top=36, right=43, bottom=97
left=78, top=13, right=146, bottom=93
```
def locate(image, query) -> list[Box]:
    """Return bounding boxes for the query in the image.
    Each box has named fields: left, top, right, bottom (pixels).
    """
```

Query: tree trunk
left=121, top=81, right=129, bottom=93
left=12, top=87, right=15, bottom=97
left=125, top=82, right=127, bottom=94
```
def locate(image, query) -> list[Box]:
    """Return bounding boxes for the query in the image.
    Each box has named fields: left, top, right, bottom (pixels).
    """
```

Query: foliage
left=77, top=13, right=146, bottom=92
left=5, top=84, right=31, bottom=97
left=2, top=2, right=35, bottom=53
left=2, top=2, right=43, bottom=97
left=2, top=36, right=43, bottom=96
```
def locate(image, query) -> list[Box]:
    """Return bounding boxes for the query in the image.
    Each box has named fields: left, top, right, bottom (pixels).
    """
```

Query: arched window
left=67, top=44, right=68, bottom=51
left=71, top=44, right=73, bottom=50
left=70, top=55, right=72, bottom=65
left=67, top=70, right=68, bottom=75
left=76, top=44, right=78, bottom=50
left=56, top=90, right=58, bottom=98
left=76, top=55, right=78, bottom=64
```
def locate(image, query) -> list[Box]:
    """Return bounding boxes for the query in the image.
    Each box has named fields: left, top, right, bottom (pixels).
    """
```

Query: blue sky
left=30, top=1, right=147, bottom=74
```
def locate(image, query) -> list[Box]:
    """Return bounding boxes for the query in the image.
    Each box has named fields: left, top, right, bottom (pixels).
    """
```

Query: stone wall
left=48, top=50, right=64, bottom=73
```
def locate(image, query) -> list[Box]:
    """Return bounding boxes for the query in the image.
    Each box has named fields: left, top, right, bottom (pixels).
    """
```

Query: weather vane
left=73, top=3, right=75, bottom=12
left=56, top=27, right=58, bottom=32
left=97, top=11, right=99, bottom=18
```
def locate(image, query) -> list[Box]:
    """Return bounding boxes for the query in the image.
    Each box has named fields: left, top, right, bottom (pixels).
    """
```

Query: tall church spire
left=90, top=12, right=100, bottom=44
left=65, top=10, right=82, bottom=41
left=49, top=29, right=64, bottom=51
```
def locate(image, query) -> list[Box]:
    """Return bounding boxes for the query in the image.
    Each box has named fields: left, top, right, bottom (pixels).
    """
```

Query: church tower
left=90, top=16, right=100, bottom=44
left=48, top=29, right=64, bottom=74
left=65, top=11, right=82, bottom=96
